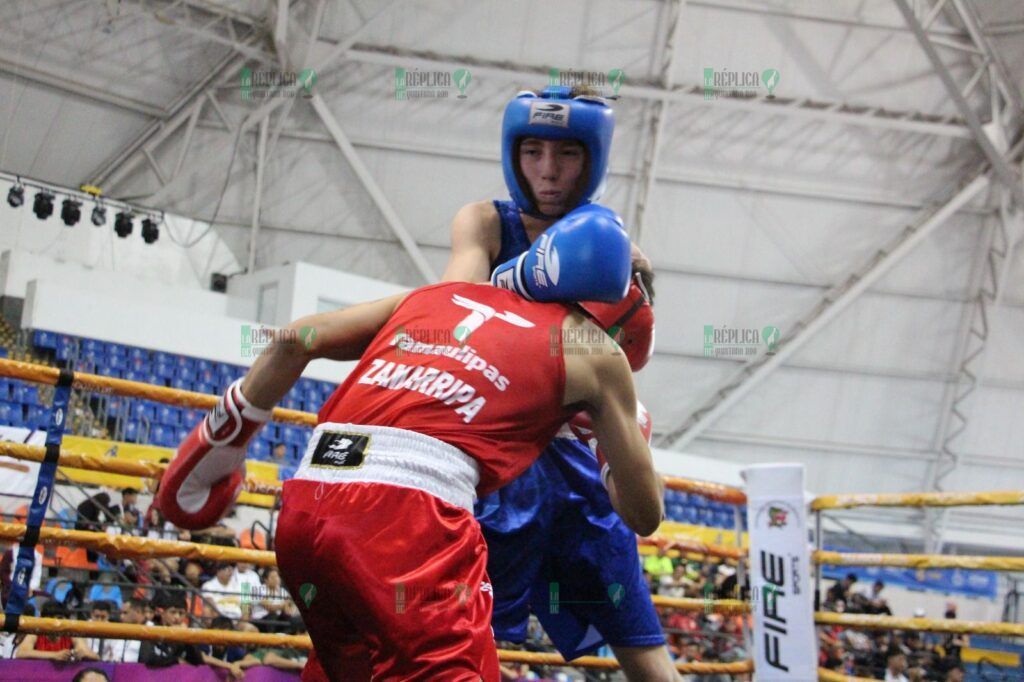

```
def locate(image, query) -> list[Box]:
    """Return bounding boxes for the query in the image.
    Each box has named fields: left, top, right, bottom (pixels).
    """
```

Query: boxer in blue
left=443, top=86, right=679, bottom=681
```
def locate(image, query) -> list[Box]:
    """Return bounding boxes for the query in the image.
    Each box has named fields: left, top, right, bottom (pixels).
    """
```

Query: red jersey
left=319, top=282, right=573, bottom=495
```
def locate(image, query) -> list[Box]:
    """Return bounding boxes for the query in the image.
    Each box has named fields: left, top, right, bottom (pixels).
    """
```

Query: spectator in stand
left=110, top=488, right=140, bottom=520
left=14, top=601, right=100, bottom=662
left=83, top=600, right=116, bottom=661
left=643, top=544, right=674, bottom=579
left=238, top=620, right=307, bottom=673
left=87, top=572, right=123, bottom=609
left=945, top=665, right=964, bottom=682
left=108, top=597, right=150, bottom=662
left=71, top=669, right=110, bottom=682
left=200, top=616, right=248, bottom=669
left=144, top=504, right=175, bottom=541
left=234, top=561, right=263, bottom=621
left=201, top=563, right=242, bottom=620
left=139, top=591, right=205, bottom=667
left=271, top=443, right=288, bottom=464
left=658, top=562, right=689, bottom=598
left=861, top=580, right=892, bottom=615
left=182, top=560, right=207, bottom=622
left=252, top=568, right=298, bottom=633
left=76, top=492, right=115, bottom=532
left=884, top=647, right=909, bottom=682
left=826, top=573, right=858, bottom=608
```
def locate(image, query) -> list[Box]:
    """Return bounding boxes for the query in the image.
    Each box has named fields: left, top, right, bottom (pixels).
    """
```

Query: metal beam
left=308, top=93, right=437, bottom=283
left=657, top=168, right=992, bottom=450
left=893, top=0, right=1024, bottom=207
left=631, top=0, right=685, bottom=244
left=341, top=45, right=971, bottom=139
left=247, top=117, right=269, bottom=274
left=0, top=52, right=163, bottom=118
left=923, top=191, right=1023, bottom=552
left=87, top=45, right=255, bottom=189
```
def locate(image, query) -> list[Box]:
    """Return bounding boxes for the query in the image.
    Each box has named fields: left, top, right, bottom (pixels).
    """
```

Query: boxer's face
left=518, top=138, right=586, bottom=216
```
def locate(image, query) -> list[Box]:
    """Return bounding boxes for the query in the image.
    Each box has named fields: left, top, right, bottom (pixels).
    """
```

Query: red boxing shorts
left=275, top=424, right=499, bottom=681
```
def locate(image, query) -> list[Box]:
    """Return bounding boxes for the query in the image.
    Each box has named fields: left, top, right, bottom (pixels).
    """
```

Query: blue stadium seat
left=176, top=366, right=196, bottom=382
left=0, top=381, right=9, bottom=401
left=170, top=377, right=192, bottom=391
left=12, top=384, right=39, bottom=405
left=27, top=406, right=49, bottom=429
left=124, top=420, right=140, bottom=442
left=153, top=351, right=173, bottom=365
left=194, top=382, right=213, bottom=396
left=154, top=362, right=175, bottom=379
left=249, top=440, right=270, bottom=459
left=33, top=330, right=58, bottom=350
left=130, top=402, right=154, bottom=421
left=0, top=349, right=7, bottom=360
left=175, top=426, right=190, bottom=443
left=283, top=397, right=301, bottom=411
left=56, top=346, right=75, bottom=361
left=81, top=339, right=103, bottom=353
left=107, top=355, right=126, bottom=370
left=263, top=423, right=279, bottom=440
left=0, top=402, right=13, bottom=424
left=279, top=464, right=297, bottom=481
left=196, top=359, right=213, bottom=373
left=128, top=347, right=148, bottom=361
left=175, top=356, right=195, bottom=371
left=145, top=373, right=163, bottom=387
left=156, top=405, right=179, bottom=426
left=150, top=425, right=173, bottom=447
left=106, top=342, right=127, bottom=358
left=197, top=369, right=216, bottom=385
left=682, top=507, right=698, bottom=524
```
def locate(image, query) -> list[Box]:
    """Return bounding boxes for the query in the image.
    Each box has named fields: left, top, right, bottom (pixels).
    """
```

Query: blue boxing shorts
left=475, top=437, right=665, bottom=659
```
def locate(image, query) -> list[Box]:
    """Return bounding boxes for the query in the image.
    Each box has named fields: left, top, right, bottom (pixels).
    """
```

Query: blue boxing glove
left=490, top=204, right=631, bottom=303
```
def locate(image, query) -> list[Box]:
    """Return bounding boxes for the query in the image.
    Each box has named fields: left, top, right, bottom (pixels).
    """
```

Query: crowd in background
left=0, top=487, right=988, bottom=681
left=0, top=487, right=305, bottom=679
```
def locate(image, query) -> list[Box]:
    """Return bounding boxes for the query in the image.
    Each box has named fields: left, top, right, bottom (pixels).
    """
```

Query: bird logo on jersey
left=451, top=294, right=534, bottom=343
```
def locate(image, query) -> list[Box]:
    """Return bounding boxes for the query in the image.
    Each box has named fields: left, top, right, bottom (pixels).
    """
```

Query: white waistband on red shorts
left=293, top=423, right=480, bottom=512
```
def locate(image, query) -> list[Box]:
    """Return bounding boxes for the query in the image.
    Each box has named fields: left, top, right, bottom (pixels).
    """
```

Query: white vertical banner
left=743, top=464, right=817, bottom=681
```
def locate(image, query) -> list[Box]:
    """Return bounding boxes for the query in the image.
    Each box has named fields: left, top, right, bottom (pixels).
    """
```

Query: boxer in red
left=158, top=278, right=663, bottom=677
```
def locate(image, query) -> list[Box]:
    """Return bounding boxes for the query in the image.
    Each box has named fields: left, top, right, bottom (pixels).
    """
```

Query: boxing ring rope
left=0, top=358, right=747, bottom=502
left=811, top=490, right=1024, bottom=510
left=813, top=550, right=1024, bottom=571
left=0, top=441, right=282, bottom=497
left=815, top=613, right=1024, bottom=637
left=0, top=521, right=277, bottom=566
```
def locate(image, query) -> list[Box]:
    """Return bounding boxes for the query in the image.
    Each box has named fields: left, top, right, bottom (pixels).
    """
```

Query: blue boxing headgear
left=502, top=85, right=614, bottom=217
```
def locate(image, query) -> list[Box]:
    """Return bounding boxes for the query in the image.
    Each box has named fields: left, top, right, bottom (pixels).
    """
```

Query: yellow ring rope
left=811, top=490, right=1024, bottom=510
left=814, top=550, right=1024, bottom=571
left=814, top=612, right=1024, bottom=636
left=0, top=357, right=745, bottom=503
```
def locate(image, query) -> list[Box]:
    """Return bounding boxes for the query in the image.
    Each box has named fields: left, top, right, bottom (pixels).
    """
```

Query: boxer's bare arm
left=441, top=201, right=502, bottom=282
left=240, top=293, right=407, bottom=409
left=562, top=314, right=664, bottom=536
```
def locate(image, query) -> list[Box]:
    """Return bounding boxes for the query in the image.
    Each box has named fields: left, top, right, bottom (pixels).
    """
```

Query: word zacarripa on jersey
left=358, top=295, right=535, bottom=423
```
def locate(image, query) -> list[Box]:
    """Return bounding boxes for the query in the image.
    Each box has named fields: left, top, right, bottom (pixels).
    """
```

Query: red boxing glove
left=157, top=380, right=271, bottom=529
left=568, top=400, right=652, bottom=488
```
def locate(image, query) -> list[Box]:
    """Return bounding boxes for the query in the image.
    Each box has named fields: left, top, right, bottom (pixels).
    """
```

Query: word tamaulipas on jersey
left=355, top=333, right=511, bottom=423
